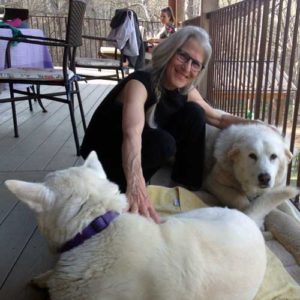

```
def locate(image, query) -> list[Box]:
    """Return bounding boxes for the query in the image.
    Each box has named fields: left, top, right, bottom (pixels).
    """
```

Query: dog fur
left=5, top=151, right=299, bottom=300
left=204, top=123, right=298, bottom=226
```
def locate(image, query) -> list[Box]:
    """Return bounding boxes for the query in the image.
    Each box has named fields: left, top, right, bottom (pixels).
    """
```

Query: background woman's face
left=163, top=38, right=205, bottom=90
left=160, top=12, right=171, bottom=25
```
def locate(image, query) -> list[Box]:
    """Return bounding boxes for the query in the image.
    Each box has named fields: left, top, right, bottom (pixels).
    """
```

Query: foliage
left=219, top=0, right=242, bottom=7
left=0, top=0, right=169, bottom=20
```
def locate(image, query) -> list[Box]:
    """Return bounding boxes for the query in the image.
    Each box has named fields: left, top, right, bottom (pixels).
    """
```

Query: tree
left=186, top=0, right=202, bottom=19
left=0, top=0, right=161, bottom=19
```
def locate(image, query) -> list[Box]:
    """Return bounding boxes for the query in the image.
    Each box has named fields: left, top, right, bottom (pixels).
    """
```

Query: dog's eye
left=249, top=153, right=257, bottom=160
left=270, top=154, right=277, bottom=160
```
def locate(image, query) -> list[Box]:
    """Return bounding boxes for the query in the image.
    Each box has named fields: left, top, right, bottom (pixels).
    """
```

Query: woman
left=147, top=7, right=176, bottom=44
left=81, top=26, right=251, bottom=223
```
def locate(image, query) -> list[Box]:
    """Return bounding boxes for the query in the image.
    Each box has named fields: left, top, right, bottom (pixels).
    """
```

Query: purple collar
left=59, top=211, right=119, bottom=253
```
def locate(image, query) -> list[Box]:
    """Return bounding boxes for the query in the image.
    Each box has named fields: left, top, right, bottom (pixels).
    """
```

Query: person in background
left=147, top=6, right=176, bottom=45
left=80, top=26, right=254, bottom=223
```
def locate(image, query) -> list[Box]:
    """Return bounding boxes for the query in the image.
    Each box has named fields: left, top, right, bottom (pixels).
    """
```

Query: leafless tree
left=219, top=0, right=241, bottom=7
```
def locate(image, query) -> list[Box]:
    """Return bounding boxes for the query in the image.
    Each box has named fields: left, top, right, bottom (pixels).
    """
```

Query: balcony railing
left=29, top=15, right=161, bottom=65
left=207, top=0, right=300, bottom=199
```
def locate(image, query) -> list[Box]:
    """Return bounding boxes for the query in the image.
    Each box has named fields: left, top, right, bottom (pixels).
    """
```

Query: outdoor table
left=0, top=28, right=53, bottom=90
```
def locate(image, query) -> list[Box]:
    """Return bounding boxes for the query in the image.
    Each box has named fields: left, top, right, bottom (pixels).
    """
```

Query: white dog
left=5, top=152, right=299, bottom=300
left=204, top=123, right=298, bottom=226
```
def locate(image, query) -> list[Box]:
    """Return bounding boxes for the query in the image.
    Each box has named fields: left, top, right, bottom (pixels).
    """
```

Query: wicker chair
left=0, top=0, right=87, bottom=155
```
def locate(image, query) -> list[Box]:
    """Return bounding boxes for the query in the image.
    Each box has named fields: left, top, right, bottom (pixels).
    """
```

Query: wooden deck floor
left=0, top=81, right=299, bottom=299
left=0, top=81, right=115, bottom=300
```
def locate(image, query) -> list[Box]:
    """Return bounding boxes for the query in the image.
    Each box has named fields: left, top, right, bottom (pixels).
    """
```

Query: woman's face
left=160, top=12, right=171, bottom=25
left=163, top=38, right=205, bottom=90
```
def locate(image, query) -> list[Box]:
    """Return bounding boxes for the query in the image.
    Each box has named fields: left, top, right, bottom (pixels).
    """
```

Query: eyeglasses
left=175, top=49, right=204, bottom=72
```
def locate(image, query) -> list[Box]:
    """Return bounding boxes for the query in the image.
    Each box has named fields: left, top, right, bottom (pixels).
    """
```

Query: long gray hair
left=149, top=26, right=212, bottom=96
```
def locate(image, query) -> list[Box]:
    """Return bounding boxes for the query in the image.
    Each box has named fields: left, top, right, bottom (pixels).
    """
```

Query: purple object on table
left=0, top=28, right=53, bottom=89
left=5, top=18, right=22, bottom=28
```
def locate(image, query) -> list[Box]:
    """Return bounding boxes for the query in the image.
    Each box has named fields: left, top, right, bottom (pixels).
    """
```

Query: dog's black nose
left=258, top=173, right=271, bottom=186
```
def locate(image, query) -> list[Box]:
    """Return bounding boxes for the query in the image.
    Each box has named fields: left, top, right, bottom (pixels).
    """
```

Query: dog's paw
left=30, top=270, right=52, bottom=289
left=266, top=186, right=299, bottom=202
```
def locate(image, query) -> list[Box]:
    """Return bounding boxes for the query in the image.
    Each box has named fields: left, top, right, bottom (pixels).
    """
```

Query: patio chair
left=0, top=0, right=87, bottom=155
left=75, top=9, right=145, bottom=82
left=75, top=35, right=126, bottom=82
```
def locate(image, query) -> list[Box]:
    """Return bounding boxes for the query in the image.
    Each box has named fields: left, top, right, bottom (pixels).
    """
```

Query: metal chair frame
left=75, top=35, right=126, bottom=82
left=0, top=0, right=87, bottom=155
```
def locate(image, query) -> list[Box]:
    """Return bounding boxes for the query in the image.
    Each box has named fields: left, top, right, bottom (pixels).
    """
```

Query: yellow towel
left=147, top=185, right=206, bottom=216
left=147, top=185, right=300, bottom=300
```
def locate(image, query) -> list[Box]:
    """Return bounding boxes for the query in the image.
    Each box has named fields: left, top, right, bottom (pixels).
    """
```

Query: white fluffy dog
left=204, top=123, right=297, bottom=226
left=5, top=152, right=299, bottom=300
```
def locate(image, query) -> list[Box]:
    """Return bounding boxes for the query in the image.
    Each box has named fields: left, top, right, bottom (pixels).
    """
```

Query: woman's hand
left=126, top=181, right=160, bottom=223
left=121, top=80, right=160, bottom=223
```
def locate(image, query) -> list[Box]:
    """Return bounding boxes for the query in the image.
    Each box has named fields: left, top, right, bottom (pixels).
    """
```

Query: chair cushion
left=0, top=67, right=74, bottom=81
left=76, top=57, right=121, bottom=68
left=100, top=46, right=121, bottom=55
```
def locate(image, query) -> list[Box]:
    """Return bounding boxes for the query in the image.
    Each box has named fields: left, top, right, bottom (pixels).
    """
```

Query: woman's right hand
left=126, top=181, right=160, bottom=223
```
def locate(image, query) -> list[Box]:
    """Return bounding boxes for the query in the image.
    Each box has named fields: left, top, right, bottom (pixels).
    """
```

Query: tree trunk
left=176, top=0, right=185, bottom=26
left=186, top=0, right=194, bottom=20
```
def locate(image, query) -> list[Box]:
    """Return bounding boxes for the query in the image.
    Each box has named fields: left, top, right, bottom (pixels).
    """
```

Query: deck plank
left=0, top=229, right=54, bottom=300
left=0, top=201, right=37, bottom=288
left=16, top=84, right=101, bottom=171
left=0, top=86, right=53, bottom=140
left=0, top=171, right=49, bottom=291
left=0, top=84, right=96, bottom=171
left=0, top=104, right=64, bottom=166
left=44, top=84, right=112, bottom=171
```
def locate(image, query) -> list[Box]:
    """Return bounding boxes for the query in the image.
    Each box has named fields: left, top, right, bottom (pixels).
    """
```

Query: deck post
left=199, top=0, right=218, bottom=98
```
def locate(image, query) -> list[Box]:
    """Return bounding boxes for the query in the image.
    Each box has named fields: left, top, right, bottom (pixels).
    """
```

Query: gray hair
left=149, top=26, right=212, bottom=96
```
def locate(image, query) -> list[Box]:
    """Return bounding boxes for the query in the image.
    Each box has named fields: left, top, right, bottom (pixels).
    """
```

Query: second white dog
left=204, top=123, right=297, bottom=226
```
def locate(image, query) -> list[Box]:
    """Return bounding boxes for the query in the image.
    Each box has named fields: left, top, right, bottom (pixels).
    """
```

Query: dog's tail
left=244, top=186, right=299, bottom=228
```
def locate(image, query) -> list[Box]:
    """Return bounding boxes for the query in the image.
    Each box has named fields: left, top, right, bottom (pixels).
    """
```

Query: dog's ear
left=84, top=151, right=107, bottom=179
left=227, top=146, right=240, bottom=161
left=5, top=180, right=54, bottom=213
left=284, top=148, right=293, bottom=163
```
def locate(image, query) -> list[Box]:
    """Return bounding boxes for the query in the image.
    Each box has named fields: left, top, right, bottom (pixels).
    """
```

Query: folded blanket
left=256, top=247, right=300, bottom=300
left=147, top=185, right=300, bottom=300
left=266, top=209, right=300, bottom=264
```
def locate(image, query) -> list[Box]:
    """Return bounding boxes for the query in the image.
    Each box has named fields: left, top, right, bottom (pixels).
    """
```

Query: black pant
left=81, top=101, right=206, bottom=192
left=163, top=102, right=206, bottom=189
